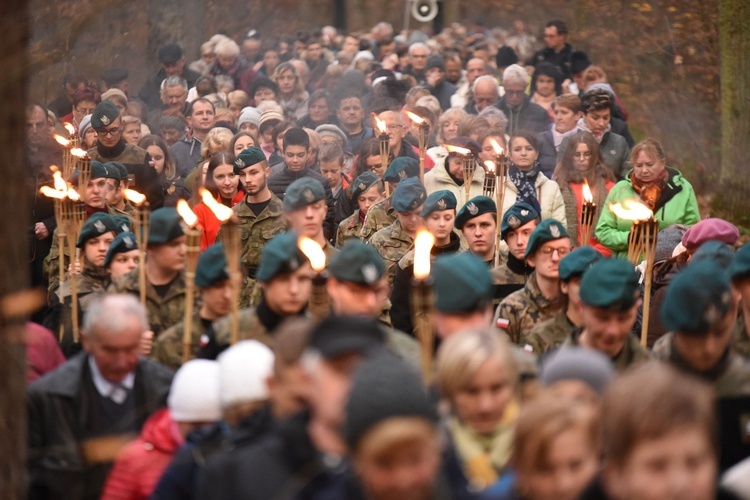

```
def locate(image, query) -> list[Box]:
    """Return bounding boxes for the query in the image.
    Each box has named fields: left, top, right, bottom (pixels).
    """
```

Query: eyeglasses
left=76, top=106, right=96, bottom=115
left=386, top=124, right=402, bottom=132
left=573, top=152, right=592, bottom=159
left=539, top=246, right=570, bottom=256
left=96, top=127, right=121, bottom=137
left=504, top=89, right=526, bottom=96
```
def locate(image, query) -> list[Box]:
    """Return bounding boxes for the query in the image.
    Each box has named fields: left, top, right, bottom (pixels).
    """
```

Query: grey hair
left=409, top=42, right=429, bottom=56
left=82, top=294, right=149, bottom=338
left=502, top=64, right=529, bottom=86
left=472, top=74, right=500, bottom=95
left=214, top=38, right=241, bottom=58
left=479, top=106, right=508, bottom=131
left=161, top=76, right=188, bottom=91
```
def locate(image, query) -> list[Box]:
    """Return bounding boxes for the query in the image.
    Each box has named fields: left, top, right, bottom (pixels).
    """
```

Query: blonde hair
left=121, top=115, right=142, bottom=127
left=437, top=107, right=469, bottom=143
left=354, top=416, right=439, bottom=456
left=200, top=127, right=234, bottom=159
left=273, top=62, right=306, bottom=101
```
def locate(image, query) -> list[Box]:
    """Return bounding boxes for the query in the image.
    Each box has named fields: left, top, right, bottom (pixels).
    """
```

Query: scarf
left=630, top=168, right=668, bottom=210
left=576, top=117, right=611, bottom=143
left=448, top=399, right=519, bottom=490
left=552, top=126, right=578, bottom=150
left=508, top=163, right=541, bottom=214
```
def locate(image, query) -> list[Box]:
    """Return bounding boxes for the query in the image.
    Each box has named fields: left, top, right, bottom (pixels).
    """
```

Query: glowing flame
left=405, top=111, right=426, bottom=124
left=70, top=148, right=87, bottom=158
left=444, top=144, right=472, bottom=155
left=63, top=122, right=76, bottom=135
left=39, top=186, right=67, bottom=199
left=484, top=160, right=496, bottom=174
left=609, top=199, right=653, bottom=221
left=176, top=200, right=198, bottom=228
left=54, top=135, right=70, bottom=147
left=373, top=114, right=387, bottom=134
left=298, top=236, right=326, bottom=272
left=582, top=179, right=593, bottom=203
left=51, top=167, right=67, bottom=192
left=67, top=189, right=80, bottom=201
left=123, top=189, right=147, bottom=206
left=489, top=138, right=504, bottom=155
left=413, top=230, right=436, bottom=280
left=200, top=188, right=233, bottom=222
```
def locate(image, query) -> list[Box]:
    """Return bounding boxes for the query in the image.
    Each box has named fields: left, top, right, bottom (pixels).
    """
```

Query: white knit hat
left=238, top=106, right=261, bottom=127
left=218, top=340, right=275, bottom=408
left=78, top=114, right=93, bottom=140
left=168, top=359, right=222, bottom=422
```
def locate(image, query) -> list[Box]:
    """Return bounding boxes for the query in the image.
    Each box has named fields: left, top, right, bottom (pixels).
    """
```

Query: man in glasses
left=496, top=218, right=570, bottom=344
left=496, top=64, right=550, bottom=134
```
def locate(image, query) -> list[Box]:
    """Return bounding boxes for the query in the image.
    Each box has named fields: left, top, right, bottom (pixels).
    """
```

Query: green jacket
left=152, top=312, right=216, bottom=371
left=523, top=309, right=576, bottom=355
left=369, top=219, right=414, bottom=286
left=336, top=211, right=363, bottom=247
left=495, top=272, right=564, bottom=345
left=563, top=327, right=650, bottom=372
left=359, top=196, right=396, bottom=242
left=595, top=168, right=701, bottom=258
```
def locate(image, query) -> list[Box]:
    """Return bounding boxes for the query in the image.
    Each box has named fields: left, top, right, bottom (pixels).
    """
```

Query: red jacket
left=193, top=190, right=245, bottom=250
left=101, top=408, right=183, bottom=500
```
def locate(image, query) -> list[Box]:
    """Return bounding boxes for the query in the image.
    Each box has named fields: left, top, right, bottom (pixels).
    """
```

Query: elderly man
left=405, top=42, right=430, bottom=84
left=451, top=57, right=488, bottom=109
left=139, top=43, right=202, bottom=111
left=464, top=75, right=500, bottom=115
left=27, top=294, right=173, bottom=499
left=497, top=64, right=551, bottom=134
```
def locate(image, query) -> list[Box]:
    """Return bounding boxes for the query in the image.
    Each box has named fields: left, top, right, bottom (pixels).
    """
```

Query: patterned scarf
left=630, top=168, right=668, bottom=210
left=509, top=163, right=541, bottom=213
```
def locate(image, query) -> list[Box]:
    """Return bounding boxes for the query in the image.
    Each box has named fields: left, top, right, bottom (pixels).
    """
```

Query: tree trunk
left=0, top=0, right=30, bottom=498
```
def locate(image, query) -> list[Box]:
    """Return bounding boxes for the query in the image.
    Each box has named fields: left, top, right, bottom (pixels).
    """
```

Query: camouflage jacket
left=52, top=262, right=110, bottom=350
left=336, top=211, right=363, bottom=247
left=523, top=309, right=577, bottom=355
left=652, top=332, right=750, bottom=397
left=369, top=219, right=414, bottom=286
left=491, top=255, right=533, bottom=303
left=109, top=268, right=187, bottom=336
left=212, top=307, right=274, bottom=347
left=152, top=312, right=217, bottom=371
left=564, top=327, right=651, bottom=372
left=495, top=272, right=564, bottom=345
left=359, top=196, right=396, bottom=242
left=733, top=311, right=750, bottom=359
left=109, top=201, right=136, bottom=220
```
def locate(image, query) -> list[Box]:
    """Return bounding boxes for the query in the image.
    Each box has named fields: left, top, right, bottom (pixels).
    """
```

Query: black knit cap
left=309, top=316, right=386, bottom=359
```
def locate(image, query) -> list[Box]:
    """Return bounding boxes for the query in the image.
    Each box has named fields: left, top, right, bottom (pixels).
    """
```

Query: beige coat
left=498, top=172, right=567, bottom=227
left=424, top=159, right=486, bottom=212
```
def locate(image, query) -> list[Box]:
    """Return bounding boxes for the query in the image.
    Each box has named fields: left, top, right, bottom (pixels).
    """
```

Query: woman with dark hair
left=530, top=62, right=564, bottom=117
left=138, top=134, right=191, bottom=207
left=229, top=131, right=257, bottom=156
left=192, top=151, right=244, bottom=249
left=553, top=132, right=615, bottom=246
left=350, top=138, right=383, bottom=180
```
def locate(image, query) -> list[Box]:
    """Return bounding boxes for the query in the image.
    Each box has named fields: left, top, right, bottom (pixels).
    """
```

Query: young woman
left=272, top=62, right=309, bottom=121
left=104, top=230, right=140, bottom=282
left=139, top=135, right=191, bottom=207
left=192, top=151, right=244, bottom=250
left=229, top=131, right=257, bottom=156
left=350, top=138, right=383, bottom=180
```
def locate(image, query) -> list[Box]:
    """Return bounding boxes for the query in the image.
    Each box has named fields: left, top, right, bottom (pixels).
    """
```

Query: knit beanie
left=168, top=359, right=222, bottom=422
left=540, top=347, right=616, bottom=395
left=217, top=340, right=275, bottom=408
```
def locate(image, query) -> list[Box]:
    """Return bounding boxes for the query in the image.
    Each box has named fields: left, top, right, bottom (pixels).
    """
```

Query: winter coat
left=100, top=408, right=182, bottom=500
left=558, top=130, right=631, bottom=180
left=169, top=134, right=203, bottom=179
left=499, top=172, right=567, bottom=227
left=424, top=160, right=486, bottom=212
left=495, top=95, right=551, bottom=134
left=595, top=167, right=701, bottom=258
left=194, top=190, right=245, bottom=250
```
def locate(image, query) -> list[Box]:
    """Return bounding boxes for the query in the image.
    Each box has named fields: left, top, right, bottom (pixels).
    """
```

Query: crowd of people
left=23, top=17, right=750, bottom=500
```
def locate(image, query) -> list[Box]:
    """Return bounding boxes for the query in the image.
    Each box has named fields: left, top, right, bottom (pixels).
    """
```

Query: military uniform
left=359, top=197, right=396, bottom=242
left=732, top=312, right=750, bottom=359
left=369, top=219, right=414, bottom=286
left=496, top=272, right=564, bottom=345
left=563, top=327, right=650, bottom=372
left=491, top=257, right=531, bottom=302
left=523, top=309, right=576, bottom=355
left=336, top=211, right=364, bottom=247
left=153, top=313, right=219, bottom=371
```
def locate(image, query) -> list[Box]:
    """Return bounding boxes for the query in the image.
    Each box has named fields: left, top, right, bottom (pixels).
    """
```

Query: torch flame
left=444, top=144, right=472, bottom=155
left=39, top=186, right=67, bottom=199
left=63, top=122, right=76, bottom=135
left=124, top=189, right=147, bottom=206
left=413, top=230, right=436, bottom=280
left=489, top=138, right=504, bottom=155
left=609, top=199, right=653, bottom=221
left=298, top=236, right=327, bottom=272
left=582, top=179, right=593, bottom=203
left=67, top=188, right=80, bottom=201
left=176, top=200, right=198, bottom=228
left=70, top=148, right=87, bottom=158
left=373, top=114, right=387, bottom=134
left=54, top=135, right=71, bottom=147
left=405, top=111, right=426, bottom=124
left=484, top=160, right=496, bottom=174
left=51, top=168, right=67, bottom=192
left=199, top=188, right=234, bottom=222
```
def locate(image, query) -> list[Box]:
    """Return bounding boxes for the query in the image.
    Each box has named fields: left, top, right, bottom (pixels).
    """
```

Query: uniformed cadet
left=336, top=171, right=383, bottom=247
left=652, top=259, right=750, bottom=396
left=492, top=202, right=539, bottom=300
left=47, top=213, right=118, bottom=355
left=210, top=230, right=312, bottom=350
left=217, top=146, right=285, bottom=308
left=103, top=161, right=135, bottom=219
left=390, top=190, right=461, bottom=334
left=730, top=242, right=750, bottom=358
left=359, top=156, right=419, bottom=241
left=110, top=207, right=187, bottom=336
left=524, top=245, right=602, bottom=355
left=369, top=177, right=426, bottom=286
left=455, top=195, right=499, bottom=265
left=283, top=176, right=338, bottom=263
left=104, top=230, right=139, bottom=282
left=153, top=243, right=233, bottom=370
left=496, top=218, right=569, bottom=344
left=562, top=258, right=650, bottom=371
left=327, top=240, right=421, bottom=368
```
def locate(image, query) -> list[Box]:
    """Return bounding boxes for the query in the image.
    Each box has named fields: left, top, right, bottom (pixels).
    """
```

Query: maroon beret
left=682, top=218, right=739, bottom=252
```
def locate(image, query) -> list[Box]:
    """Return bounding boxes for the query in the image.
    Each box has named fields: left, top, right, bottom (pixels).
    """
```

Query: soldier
left=391, top=190, right=462, bottom=334
left=492, top=202, right=539, bottom=300
left=210, top=231, right=312, bottom=350
left=327, top=240, right=420, bottom=367
left=283, top=177, right=338, bottom=262
left=110, top=207, right=187, bottom=336
left=103, top=162, right=135, bottom=219
left=218, top=147, right=286, bottom=308
left=336, top=171, right=383, bottom=247
left=359, top=157, right=419, bottom=241
left=369, top=177, right=426, bottom=286
left=104, top=231, right=139, bottom=282
left=524, top=245, right=602, bottom=355
left=562, top=258, right=650, bottom=371
left=455, top=195, right=499, bottom=265
left=496, top=218, right=569, bottom=344
left=731, top=242, right=750, bottom=358
left=153, top=243, right=233, bottom=370
left=653, top=259, right=750, bottom=396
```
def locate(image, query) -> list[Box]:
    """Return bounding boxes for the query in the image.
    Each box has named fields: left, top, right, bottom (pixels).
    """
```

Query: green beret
left=77, top=213, right=118, bottom=248
left=91, top=100, right=120, bottom=129
left=661, top=260, right=733, bottom=335
left=112, top=215, right=132, bottom=234
left=432, top=252, right=493, bottom=313
left=524, top=219, right=570, bottom=259
left=455, top=196, right=496, bottom=230
left=391, top=177, right=426, bottom=213
left=233, top=146, right=266, bottom=174
left=90, top=161, right=108, bottom=180
left=195, top=243, right=230, bottom=287
left=283, top=177, right=326, bottom=211
left=420, top=190, right=457, bottom=217
left=558, top=246, right=602, bottom=282
left=383, top=157, right=419, bottom=183
left=328, top=241, right=386, bottom=285
left=102, top=162, right=121, bottom=181
left=690, top=241, right=734, bottom=270
left=104, top=231, right=138, bottom=268
left=501, top=202, right=540, bottom=240
left=730, top=242, right=750, bottom=281
left=580, top=258, right=640, bottom=312
left=351, top=172, right=380, bottom=200
left=106, top=162, right=128, bottom=182
left=257, top=231, right=310, bottom=282
left=148, top=207, right=185, bottom=245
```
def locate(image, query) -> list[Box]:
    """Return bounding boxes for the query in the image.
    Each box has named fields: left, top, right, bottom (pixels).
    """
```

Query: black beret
left=91, top=100, right=120, bottom=129
left=455, top=196, right=496, bottom=230
left=111, top=215, right=132, bottom=234
left=89, top=161, right=108, bottom=180
left=282, top=177, right=326, bottom=211
left=195, top=243, right=230, bottom=287
left=351, top=172, right=381, bottom=200
left=383, top=157, right=419, bottom=183
left=432, top=252, right=493, bottom=313
left=104, top=231, right=138, bottom=268
left=256, top=231, right=310, bottom=282
left=524, top=219, right=570, bottom=259
left=148, top=207, right=185, bottom=245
